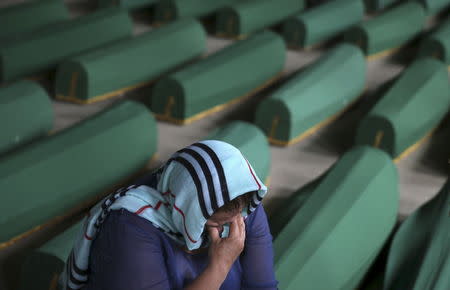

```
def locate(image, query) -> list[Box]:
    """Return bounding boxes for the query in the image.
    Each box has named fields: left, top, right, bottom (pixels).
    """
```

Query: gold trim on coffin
left=267, top=91, right=366, bottom=146
left=0, top=154, right=158, bottom=251
left=56, top=78, right=156, bottom=105
left=214, top=32, right=248, bottom=40
left=366, top=46, right=401, bottom=61
left=155, top=72, right=284, bottom=125
left=393, top=128, right=437, bottom=164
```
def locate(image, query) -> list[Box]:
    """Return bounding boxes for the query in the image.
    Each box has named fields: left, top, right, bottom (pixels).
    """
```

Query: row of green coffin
left=0, top=101, right=157, bottom=249
left=0, top=0, right=68, bottom=40
left=254, top=39, right=449, bottom=160
left=18, top=120, right=272, bottom=290
left=282, top=0, right=365, bottom=48
left=55, top=18, right=206, bottom=103
left=150, top=30, right=285, bottom=123
left=151, top=0, right=305, bottom=36
left=419, top=17, right=450, bottom=66
left=384, top=179, right=449, bottom=290
left=344, top=2, right=427, bottom=57
left=272, top=146, right=399, bottom=289
left=0, top=8, right=133, bottom=82
left=355, top=57, right=450, bottom=159
left=55, top=24, right=284, bottom=106
left=0, top=81, right=53, bottom=155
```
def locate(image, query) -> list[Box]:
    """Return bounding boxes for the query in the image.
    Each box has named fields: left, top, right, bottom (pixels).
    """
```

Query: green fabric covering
left=254, top=43, right=366, bottom=145
left=274, top=146, right=399, bottom=290
left=0, top=101, right=157, bottom=248
left=419, top=18, right=450, bottom=66
left=0, top=0, right=69, bottom=40
left=0, top=8, right=133, bottom=82
left=269, top=176, right=322, bottom=238
left=355, top=58, right=450, bottom=159
left=0, top=81, right=53, bottom=155
left=206, top=121, right=271, bottom=182
left=215, top=0, right=304, bottom=37
left=384, top=179, right=449, bottom=290
left=344, top=2, right=426, bottom=56
left=150, top=31, right=285, bottom=123
left=154, top=0, right=238, bottom=23
left=418, top=0, right=450, bottom=13
left=282, top=0, right=364, bottom=48
left=363, top=0, right=400, bottom=13
left=19, top=222, right=83, bottom=290
left=55, top=19, right=206, bottom=103
left=97, top=0, right=158, bottom=9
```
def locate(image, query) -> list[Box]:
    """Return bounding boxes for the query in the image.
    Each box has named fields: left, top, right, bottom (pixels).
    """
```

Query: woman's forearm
left=184, top=262, right=230, bottom=290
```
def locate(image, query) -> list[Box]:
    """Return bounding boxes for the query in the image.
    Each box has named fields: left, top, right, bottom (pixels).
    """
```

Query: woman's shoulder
left=106, top=209, right=166, bottom=241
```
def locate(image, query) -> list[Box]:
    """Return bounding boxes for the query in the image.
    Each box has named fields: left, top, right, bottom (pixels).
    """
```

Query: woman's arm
left=240, top=205, right=278, bottom=289
left=185, top=216, right=246, bottom=290
left=87, top=210, right=171, bottom=290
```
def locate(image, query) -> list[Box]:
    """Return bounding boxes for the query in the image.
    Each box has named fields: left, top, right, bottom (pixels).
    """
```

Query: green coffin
left=0, top=101, right=157, bottom=250
left=282, top=0, right=364, bottom=48
left=55, top=19, right=206, bottom=104
left=97, top=0, right=158, bottom=9
left=384, top=179, right=449, bottom=290
left=215, top=0, right=304, bottom=38
left=206, top=121, right=271, bottom=182
left=274, top=146, right=399, bottom=290
left=419, top=18, right=450, bottom=66
left=0, top=8, right=133, bottom=82
left=355, top=58, right=450, bottom=160
left=269, top=176, right=321, bottom=238
left=0, top=81, right=53, bottom=155
left=154, top=0, right=237, bottom=24
left=344, top=2, right=426, bottom=58
left=19, top=222, right=82, bottom=290
left=363, top=0, right=400, bottom=13
left=418, top=0, right=450, bottom=14
left=0, top=0, right=69, bottom=40
left=151, top=31, right=285, bottom=125
left=255, top=43, right=366, bottom=146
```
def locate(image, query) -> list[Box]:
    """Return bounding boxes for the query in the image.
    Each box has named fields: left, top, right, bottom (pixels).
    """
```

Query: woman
left=61, top=140, right=278, bottom=289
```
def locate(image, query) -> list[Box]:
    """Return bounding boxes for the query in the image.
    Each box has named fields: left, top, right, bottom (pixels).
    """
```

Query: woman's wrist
left=208, top=259, right=231, bottom=279
left=184, top=260, right=230, bottom=290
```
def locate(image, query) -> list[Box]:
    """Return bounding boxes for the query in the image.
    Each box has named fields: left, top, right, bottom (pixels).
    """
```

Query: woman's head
left=156, top=140, right=267, bottom=250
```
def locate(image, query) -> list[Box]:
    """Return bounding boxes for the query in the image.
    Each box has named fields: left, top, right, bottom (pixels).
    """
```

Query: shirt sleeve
left=240, top=205, right=279, bottom=290
left=88, top=210, right=171, bottom=290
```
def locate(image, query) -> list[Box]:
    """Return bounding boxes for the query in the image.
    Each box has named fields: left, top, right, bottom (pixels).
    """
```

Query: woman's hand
left=208, top=216, right=246, bottom=271
left=185, top=216, right=246, bottom=290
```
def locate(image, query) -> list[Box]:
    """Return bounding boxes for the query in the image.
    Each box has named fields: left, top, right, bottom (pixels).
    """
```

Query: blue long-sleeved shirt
left=83, top=172, right=278, bottom=289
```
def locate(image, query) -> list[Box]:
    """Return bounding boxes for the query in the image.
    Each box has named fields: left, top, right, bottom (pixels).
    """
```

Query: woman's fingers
left=207, top=226, right=220, bottom=242
left=229, top=217, right=240, bottom=239
left=229, top=216, right=245, bottom=241
left=238, top=216, right=245, bottom=240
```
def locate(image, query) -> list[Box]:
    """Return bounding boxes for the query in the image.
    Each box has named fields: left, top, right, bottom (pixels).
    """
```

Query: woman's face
left=205, top=210, right=241, bottom=237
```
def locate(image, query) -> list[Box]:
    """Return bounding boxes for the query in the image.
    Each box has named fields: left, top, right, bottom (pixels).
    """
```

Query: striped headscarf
left=60, top=140, right=268, bottom=290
